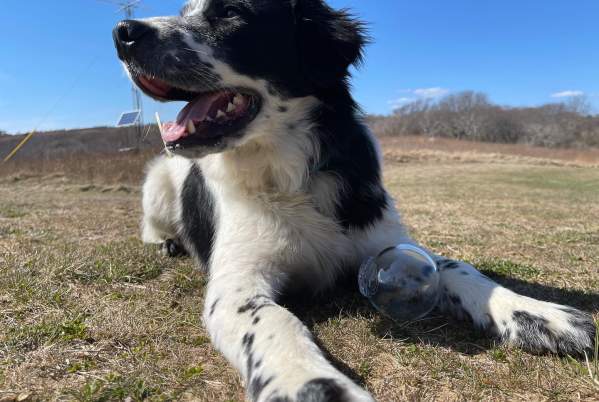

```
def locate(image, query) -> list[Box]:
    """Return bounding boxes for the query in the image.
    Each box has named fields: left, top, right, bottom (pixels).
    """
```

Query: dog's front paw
left=294, top=378, right=374, bottom=402
left=160, top=239, right=188, bottom=258
left=257, top=375, right=374, bottom=402
left=495, top=296, right=596, bottom=356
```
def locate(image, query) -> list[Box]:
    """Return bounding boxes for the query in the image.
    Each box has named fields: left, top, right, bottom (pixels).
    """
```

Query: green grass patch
left=493, top=169, right=599, bottom=195
left=488, top=346, right=508, bottom=363
left=165, top=263, right=206, bottom=297
left=67, top=358, right=97, bottom=374
left=187, top=336, right=210, bottom=347
left=65, top=238, right=164, bottom=284
left=551, top=230, right=599, bottom=245
left=181, top=364, right=204, bottom=381
left=357, top=361, right=372, bottom=380
left=0, top=204, right=28, bottom=218
left=0, top=225, right=24, bottom=237
left=472, top=258, right=541, bottom=279
left=68, top=373, right=157, bottom=402
left=5, top=314, right=89, bottom=351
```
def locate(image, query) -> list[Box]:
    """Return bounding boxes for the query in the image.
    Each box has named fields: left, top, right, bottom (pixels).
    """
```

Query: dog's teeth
left=187, top=120, right=196, bottom=134
left=216, top=110, right=226, bottom=119
left=233, top=94, right=243, bottom=105
left=226, top=102, right=236, bottom=113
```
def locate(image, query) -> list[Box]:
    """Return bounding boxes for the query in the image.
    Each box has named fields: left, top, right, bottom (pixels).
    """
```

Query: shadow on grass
left=285, top=270, right=599, bottom=368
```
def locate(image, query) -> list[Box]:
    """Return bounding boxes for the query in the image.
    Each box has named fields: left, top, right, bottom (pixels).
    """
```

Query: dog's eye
left=224, top=6, right=240, bottom=19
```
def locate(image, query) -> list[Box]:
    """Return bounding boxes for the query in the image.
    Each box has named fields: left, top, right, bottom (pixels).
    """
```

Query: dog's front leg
left=203, top=269, right=374, bottom=402
left=430, top=255, right=596, bottom=356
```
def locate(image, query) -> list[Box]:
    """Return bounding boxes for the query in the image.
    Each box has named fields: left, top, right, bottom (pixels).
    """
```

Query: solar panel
left=116, top=110, right=141, bottom=126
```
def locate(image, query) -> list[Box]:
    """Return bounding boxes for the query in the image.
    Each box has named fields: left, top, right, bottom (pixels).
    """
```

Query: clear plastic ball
left=358, top=244, right=440, bottom=322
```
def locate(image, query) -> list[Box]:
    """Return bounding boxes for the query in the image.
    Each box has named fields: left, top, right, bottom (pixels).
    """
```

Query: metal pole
left=98, top=1, right=144, bottom=148
left=124, top=4, right=143, bottom=149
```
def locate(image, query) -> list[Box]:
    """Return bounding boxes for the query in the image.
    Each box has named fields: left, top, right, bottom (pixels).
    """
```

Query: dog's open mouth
left=138, top=76, right=262, bottom=150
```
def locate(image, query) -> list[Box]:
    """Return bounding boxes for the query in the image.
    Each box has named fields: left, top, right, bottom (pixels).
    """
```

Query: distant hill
left=0, top=125, right=164, bottom=162
left=3, top=103, right=598, bottom=164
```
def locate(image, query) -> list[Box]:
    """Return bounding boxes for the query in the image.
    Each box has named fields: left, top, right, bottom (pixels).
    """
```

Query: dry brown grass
left=1, top=142, right=598, bottom=401
left=0, top=150, right=158, bottom=186
left=2, top=135, right=598, bottom=185
left=380, top=136, right=599, bottom=167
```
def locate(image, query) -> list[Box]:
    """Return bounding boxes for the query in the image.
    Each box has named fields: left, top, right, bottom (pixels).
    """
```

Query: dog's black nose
left=114, top=19, right=150, bottom=43
left=113, top=20, right=150, bottom=57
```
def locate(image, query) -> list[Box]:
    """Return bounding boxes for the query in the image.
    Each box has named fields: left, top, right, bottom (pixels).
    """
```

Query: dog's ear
left=293, top=0, right=367, bottom=89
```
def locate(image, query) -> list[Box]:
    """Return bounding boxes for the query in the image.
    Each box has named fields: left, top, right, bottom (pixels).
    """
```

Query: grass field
left=1, top=143, right=598, bottom=401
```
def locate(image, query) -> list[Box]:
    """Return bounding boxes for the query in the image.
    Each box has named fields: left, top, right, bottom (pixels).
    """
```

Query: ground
left=1, top=138, right=598, bottom=401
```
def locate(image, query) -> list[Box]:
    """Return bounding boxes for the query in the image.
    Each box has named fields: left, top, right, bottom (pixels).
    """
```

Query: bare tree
left=437, top=91, right=491, bottom=140
left=369, top=90, right=599, bottom=149
left=564, top=95, right=592, bottom=116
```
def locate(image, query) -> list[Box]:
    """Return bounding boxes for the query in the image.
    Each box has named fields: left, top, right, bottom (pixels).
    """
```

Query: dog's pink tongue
left=161, top=122, right=187, bottom=142
left=161, top=92, right=224, bottom=143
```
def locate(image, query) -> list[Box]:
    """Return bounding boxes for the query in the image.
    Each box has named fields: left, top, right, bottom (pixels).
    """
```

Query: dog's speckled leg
left=203, top=270, right=374, bottom=402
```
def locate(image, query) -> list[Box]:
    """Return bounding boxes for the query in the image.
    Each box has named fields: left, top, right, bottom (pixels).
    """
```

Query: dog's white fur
left=141, top=129, right=593, bottom=402
left=133, top=3, right=595, bottom=400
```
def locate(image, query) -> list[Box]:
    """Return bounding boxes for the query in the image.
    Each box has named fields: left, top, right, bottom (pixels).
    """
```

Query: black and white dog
left=113, top=0, right=596, bottom=400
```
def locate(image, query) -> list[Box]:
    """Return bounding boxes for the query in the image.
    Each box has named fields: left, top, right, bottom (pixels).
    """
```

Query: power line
left=2, top=56, right=98, bottom=163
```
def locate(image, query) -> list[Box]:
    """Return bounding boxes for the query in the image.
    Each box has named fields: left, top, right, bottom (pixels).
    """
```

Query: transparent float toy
left=358, top=244, right=441, bottom=322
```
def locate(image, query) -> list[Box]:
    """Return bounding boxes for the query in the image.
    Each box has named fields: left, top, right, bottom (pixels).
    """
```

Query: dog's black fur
left=113, top=1, right=597, bottom=401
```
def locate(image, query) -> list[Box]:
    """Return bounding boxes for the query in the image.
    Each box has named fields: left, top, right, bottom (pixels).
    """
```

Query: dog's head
left=113, top=0, right=366, bottom=158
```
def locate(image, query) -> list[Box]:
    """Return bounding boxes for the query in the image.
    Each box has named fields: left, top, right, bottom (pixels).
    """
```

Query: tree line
left=367, top=91, right=599, bottom=148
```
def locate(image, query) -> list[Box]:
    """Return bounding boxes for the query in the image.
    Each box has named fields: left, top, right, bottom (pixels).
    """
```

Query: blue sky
left=1, top=0, right=598, bottom=134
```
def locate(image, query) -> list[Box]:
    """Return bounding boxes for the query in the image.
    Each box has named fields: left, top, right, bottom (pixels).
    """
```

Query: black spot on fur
left=268, top=395, right=292, bottom=402
left=238, top=301, right=256, bottom=314
left=297, top=378, right=344, bottom=402
left=180, top=164, right=215, bottom=268
left=460, top=271, right=469, bottom=276
left=287, top=124, right=296, bottom=131
left=561, top=307, right=597, bottom=338
left=249, top=375, right=273, bottom=401
left=209, top=299, right=220, bottom=317
left=278, top=106, right=288, bottom=112
left=242, top=332, right=255, bottom=348
left=409, top=275, right=423, bottom=284
left=238, top=295, right=274, bottom=315
left=241, top=332, right=274, bottom=401
left=253, top=316, right=261, bottom=325
left=512, top=309, right=596, bottom=355
left=445, top=293, right=474, bottom=323
left=242, top=333, right=256, bottom=379
left=449, top=295, right=461, bottom=307
left=493, top=322, right=511, bottom=343
left=512, top=311, right=553, bottom=353
left=439, top=259, right=460, bottom=270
